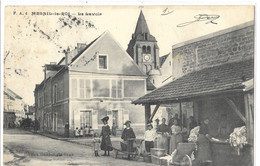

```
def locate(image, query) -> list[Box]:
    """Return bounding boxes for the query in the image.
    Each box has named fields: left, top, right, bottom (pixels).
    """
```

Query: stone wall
left=172, top=21, right=254, bottom=79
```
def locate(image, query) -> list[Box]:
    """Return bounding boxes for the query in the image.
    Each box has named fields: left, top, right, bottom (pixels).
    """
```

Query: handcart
left=111, top=138, right=144, bottom=161
left=160, top=143, right=196, bottom=166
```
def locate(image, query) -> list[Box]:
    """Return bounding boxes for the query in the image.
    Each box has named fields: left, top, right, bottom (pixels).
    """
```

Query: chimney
left=65, top=47, right=71, bottom=66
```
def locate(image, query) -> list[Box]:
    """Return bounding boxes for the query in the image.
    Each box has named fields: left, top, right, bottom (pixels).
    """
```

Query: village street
left=3, top=129, right=153, bottom=166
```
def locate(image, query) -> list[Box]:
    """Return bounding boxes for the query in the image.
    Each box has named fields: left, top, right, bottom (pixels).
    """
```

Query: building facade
left=4, top=86, right=26, bottom=128
left=34, top=31, right=147, bottom=136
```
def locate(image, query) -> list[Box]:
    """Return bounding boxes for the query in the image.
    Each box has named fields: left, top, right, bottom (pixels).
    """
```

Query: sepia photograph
left=1, top=4, right=255, bottom=166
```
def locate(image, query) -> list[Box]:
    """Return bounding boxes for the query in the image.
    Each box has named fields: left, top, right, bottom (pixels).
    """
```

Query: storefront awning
left=133, top=59, right=254, bottom=105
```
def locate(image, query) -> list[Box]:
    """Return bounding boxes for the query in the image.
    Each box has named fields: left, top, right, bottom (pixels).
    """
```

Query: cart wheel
left=181, top=154, right=192, bottom=166
left=132, top=149, right=141, bottom=161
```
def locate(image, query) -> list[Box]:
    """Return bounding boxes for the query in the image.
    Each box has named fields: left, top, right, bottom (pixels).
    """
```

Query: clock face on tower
left=143, top=54, right=151, bottom=62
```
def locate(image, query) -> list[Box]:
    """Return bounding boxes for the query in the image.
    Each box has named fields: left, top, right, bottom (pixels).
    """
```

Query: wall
left=172, top=22, right=254, bottom=79
left=70, top=100, right=145, bottom=135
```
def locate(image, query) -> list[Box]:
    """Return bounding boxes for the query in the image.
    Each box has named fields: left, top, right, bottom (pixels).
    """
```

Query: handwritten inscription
left=84, top=53, right=97, bottom=66
left=161, top=8, right=174, bottom=16
left=177, top=14, right=220, bottom=27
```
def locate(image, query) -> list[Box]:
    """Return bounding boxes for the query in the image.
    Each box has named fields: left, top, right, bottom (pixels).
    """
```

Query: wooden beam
left=149, top=103, right=160, bottom=123
left=224, top=97, right=246, bottom=123
left=145, top=104, right=151, bottom=130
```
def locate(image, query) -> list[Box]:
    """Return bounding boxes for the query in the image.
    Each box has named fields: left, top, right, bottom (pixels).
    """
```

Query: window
left=79, top=79, right=91, bottom=98
left=112, top=80, right=117, bottom=98
left=111, top=80, right=123, bottom=99
left=71, top=79, right=78, bottom=98
left=124, top=80, right=145, bottom=97
left=93, top=79, right=110, bottom=97
left=144, top=33, right=148, bottom=40
left=53, top=84, right=57, bottom=103
left=80, top=111, right=92, bottom=128
left=85, top=79, right=91, bottom=98
left=147, top=46, right=151, bottom=53
left=142, top=46, right=146, bottom=53
left=117, top=80, right=122, bottom=98
left=98, top=55, right=108, bottom=69
left=169, top=61, right=172, bottom=66
left=80, top=79, right=85, bottom=98
left=59, top=81, right=64, bottom=101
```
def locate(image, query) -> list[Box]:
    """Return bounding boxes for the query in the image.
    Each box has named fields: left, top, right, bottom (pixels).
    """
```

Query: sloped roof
left=70, top=31, right=146, bottom=77
left=4, top=87, right=23, bottom=100
left=134, top=10, right=150, bottom=35
left=133, top=59, right=254, bottom=104
left=146, top=78, right=156, bottom=91
left=159, top=53, right=170, bottom=67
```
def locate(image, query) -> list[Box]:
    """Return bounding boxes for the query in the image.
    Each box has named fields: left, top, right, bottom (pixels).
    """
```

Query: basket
left=151, top=155, right=162, bottom=165
left=151, top=148, right=166, bottom=157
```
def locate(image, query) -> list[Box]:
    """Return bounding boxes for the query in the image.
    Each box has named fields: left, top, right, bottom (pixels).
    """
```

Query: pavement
left=3, top=129, right=154, bottom=166
left=35, top=130, right=144, bottom=148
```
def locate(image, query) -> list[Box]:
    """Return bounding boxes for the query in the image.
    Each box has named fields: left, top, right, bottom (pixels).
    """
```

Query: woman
left=169, top=119, right=183, bottom=154
left=100, top=116, right=113, bottom=156
left=121, top=120, right=136, bottom=152
left=156, top=118, right=170, bottom=153
left=197, top=118, right=212, bottom=163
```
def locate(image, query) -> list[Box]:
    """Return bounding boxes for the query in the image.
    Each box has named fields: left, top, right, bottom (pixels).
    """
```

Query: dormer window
left=144, top=33, right=148, bottom=40
left=98, top=54, right=108, bottom=70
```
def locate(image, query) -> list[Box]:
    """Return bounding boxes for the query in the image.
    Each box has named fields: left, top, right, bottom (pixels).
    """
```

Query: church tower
left=127, top=11, right=160, bottom=74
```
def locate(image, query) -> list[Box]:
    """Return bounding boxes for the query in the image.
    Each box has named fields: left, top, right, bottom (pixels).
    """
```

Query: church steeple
left=134, top=10, right=150, bottom=35
left=126, top=10, right=160, bottom=75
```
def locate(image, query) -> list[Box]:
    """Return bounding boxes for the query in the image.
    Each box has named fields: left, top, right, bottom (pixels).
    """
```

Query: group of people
left=93, top=116, right=136, bottom=157
left=93, top=115, right=212, bottom=164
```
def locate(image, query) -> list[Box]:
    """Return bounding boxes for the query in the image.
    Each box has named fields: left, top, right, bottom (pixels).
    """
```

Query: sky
left=3, top=6, right=254, bottom=105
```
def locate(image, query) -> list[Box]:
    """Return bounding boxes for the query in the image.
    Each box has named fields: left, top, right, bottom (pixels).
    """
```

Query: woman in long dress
left=169, top=119, right=183, bottom=154
left=197, top=118, right=212, bottom=163
left=100, top=116, right=113, bottom=156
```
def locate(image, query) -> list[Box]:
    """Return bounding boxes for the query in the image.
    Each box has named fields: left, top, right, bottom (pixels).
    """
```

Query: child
left=75, top=127, right=80, bottom=137
left=144, top=123, right=156, bottom=153
left=93, top=133, right=101, bottom=157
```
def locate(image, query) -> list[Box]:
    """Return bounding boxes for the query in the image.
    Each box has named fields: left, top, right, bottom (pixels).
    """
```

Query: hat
left=124, top=120, right=131, bottom=125
left=101, top=116, right=109, bottom=122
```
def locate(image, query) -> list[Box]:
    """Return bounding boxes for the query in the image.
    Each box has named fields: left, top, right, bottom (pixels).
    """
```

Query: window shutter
left=123, top=110, right=129, bottom=126
left=107, top=110, right=113, bottom=127
left=118, top=110, right=123, bottom=129
left=92, top=110, right=98, bottom=129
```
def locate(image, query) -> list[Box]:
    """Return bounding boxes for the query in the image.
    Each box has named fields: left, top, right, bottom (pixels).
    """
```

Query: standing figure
left=121, top=120, right=136, bottom=158
left=144, top=123, right=156, bottom=153
left=112, top=122, right=117, bottom=136
left=156, top=118, right=170, bottom=153
left=189, top=116, right=197, bottom=132
left=64, top=122, right=69, bottom=137
left=197, top=118, right=212, bottom=164
left=100, top=116, right=113, bottom=156
left=93, top=133, right=101, bottom=157
left=169, top=119, right=183, bottom=154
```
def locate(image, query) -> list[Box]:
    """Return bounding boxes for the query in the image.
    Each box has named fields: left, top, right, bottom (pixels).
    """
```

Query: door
left=112, top=110, right=118, bottom=127
left=53, top=113, right=57, bottom=132
left=80, top=110, right=92, bottom=129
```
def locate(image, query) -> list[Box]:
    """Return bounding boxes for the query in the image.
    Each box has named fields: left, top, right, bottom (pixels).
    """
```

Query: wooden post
left=149, top=103, right=160, bottom=122
left=179, top=102, right=183, bottom=129
left=145, top=104, right=151, bottom=130
left=244, top=93, right=253, bottom=145
left=224, top=97, right=246, bottom=123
